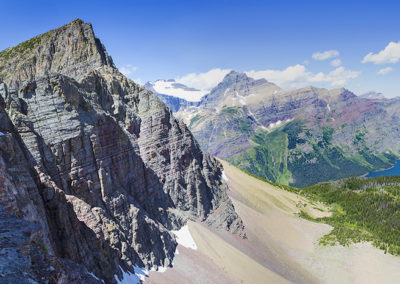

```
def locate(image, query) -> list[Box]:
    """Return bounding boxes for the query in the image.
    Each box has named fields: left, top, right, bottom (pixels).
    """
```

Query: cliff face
left=0, top=19, right=243, bottom=283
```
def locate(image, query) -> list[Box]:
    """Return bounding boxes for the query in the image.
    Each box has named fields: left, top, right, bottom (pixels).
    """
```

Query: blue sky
left=1, top=0, right=399, bottom=97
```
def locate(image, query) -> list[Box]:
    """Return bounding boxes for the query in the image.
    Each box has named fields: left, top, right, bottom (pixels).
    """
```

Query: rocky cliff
left=0, top=19, right=244, bottom=283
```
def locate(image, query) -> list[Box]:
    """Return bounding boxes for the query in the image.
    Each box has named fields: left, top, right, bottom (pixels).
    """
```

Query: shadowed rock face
left=0, top=19, right=244, bottom=283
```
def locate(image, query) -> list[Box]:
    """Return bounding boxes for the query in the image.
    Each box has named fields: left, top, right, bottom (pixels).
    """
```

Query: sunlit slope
left=149, top=161, right=400, bottom=283
left=220, top=159, right=400, bottom=283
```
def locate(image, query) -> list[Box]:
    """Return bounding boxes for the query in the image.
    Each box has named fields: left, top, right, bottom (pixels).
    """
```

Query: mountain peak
left=0, top=19, right=115, bottom=89
left=222, top=70, right=250, bottom=82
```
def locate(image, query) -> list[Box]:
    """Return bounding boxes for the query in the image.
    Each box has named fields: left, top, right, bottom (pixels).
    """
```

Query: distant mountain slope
left=175, top=71, right=400, bottom=187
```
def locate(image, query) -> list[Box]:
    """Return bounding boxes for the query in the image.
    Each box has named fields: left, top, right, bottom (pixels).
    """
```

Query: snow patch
left=224, top=88, right=230, bottom=97
left=88, top=271, right=104, bottom=283
left=268, top=118, right=293, bottom=129
left=152, top=80, right=207, bottom=102
left=327, top=104, right=331, bottom=112
left=115, top=263, right=169, bottom=284
left=154, top=266, right=167, bottom=273
left=171, top=225, right=197, bottom=250
left=222, top=171, right=229, bottom=182
left=235, top=91, right=247, bottom=105
left=115, top=266, right=141, bottom=284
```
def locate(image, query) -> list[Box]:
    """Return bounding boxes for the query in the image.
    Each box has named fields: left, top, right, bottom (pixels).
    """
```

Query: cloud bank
left=362, top=41, right=400, bottom=64
left=174, top=65, right=359, bottom=91
left=175, top=68, right=231, bottom=90
left=246, top=65, right=359, bottom=89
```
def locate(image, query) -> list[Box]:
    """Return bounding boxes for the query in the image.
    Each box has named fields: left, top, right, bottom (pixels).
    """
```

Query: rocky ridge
left=0, top=19, right=244, bottom=283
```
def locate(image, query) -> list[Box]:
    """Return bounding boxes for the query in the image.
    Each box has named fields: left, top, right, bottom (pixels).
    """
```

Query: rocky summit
left=0, top=19, right=244, bottom=283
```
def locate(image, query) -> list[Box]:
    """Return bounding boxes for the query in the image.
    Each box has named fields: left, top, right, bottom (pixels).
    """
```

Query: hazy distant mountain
left=359, top=91, right=386, bottom=100
left=175, top=71, right=400, bottom=187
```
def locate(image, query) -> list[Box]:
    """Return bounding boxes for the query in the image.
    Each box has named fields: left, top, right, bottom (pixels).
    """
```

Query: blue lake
left=366, top=160, right=400, bottom=178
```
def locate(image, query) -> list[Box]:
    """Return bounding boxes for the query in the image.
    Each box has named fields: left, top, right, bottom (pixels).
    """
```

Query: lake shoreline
left=365, top=160, right=400, bottom=178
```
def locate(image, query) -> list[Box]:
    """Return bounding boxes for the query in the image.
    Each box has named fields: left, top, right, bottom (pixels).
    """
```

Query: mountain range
left=2, top=18, right=400, bottom=284
left=147, top=71, right=400, bottom=187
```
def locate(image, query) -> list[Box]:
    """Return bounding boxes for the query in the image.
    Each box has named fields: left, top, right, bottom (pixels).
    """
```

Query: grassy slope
left=299, top=176, right=400, bottom=255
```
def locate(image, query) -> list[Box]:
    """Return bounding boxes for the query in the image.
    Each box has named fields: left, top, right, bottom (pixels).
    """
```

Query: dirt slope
left=147, top=160, right=400, bottom=283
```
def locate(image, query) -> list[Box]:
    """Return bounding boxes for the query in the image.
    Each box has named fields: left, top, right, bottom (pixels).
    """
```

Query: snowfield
left=151, top=80, right=207, bottom=101
left=172, top=225, right=198, bottom=250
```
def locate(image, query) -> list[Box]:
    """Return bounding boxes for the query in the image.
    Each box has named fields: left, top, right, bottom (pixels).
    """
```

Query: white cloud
left=119, top=64, right=138, bottom=77
left=314, top=67, right=360, bottom=86
left=312, top=50, right=339, bottom=61
left=330, top=59, right=342, bottom=67
left=246, top=65, right=359, bottom=89
left=362, top=41, right=400, bottom=64
left=175, top=68, right=231, bottom=90
left=377, top=67, right=393, bottom=75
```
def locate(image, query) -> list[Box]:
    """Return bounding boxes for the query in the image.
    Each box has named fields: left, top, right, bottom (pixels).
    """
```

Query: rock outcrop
left=0, top=19, right=244, bottom=283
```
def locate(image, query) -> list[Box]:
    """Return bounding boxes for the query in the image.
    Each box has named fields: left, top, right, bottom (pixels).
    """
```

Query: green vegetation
left=297, top=176, right=400, bottom=255
left=0, top=31, right=50, bottom=62
left=228, top=118, right=399, bottom=188
left=220, top=106, right=253, bottom=134
left=37, top=241, right=49, bottom=255
left=298, top=210, right=317, bottom=222
left=220, top=106, right=240, bottom=115
left=189, top=114, right=203, bottom=128
left=227, top=120, right=304, bottom=185
left=239, top=167, right=400, bottom=256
